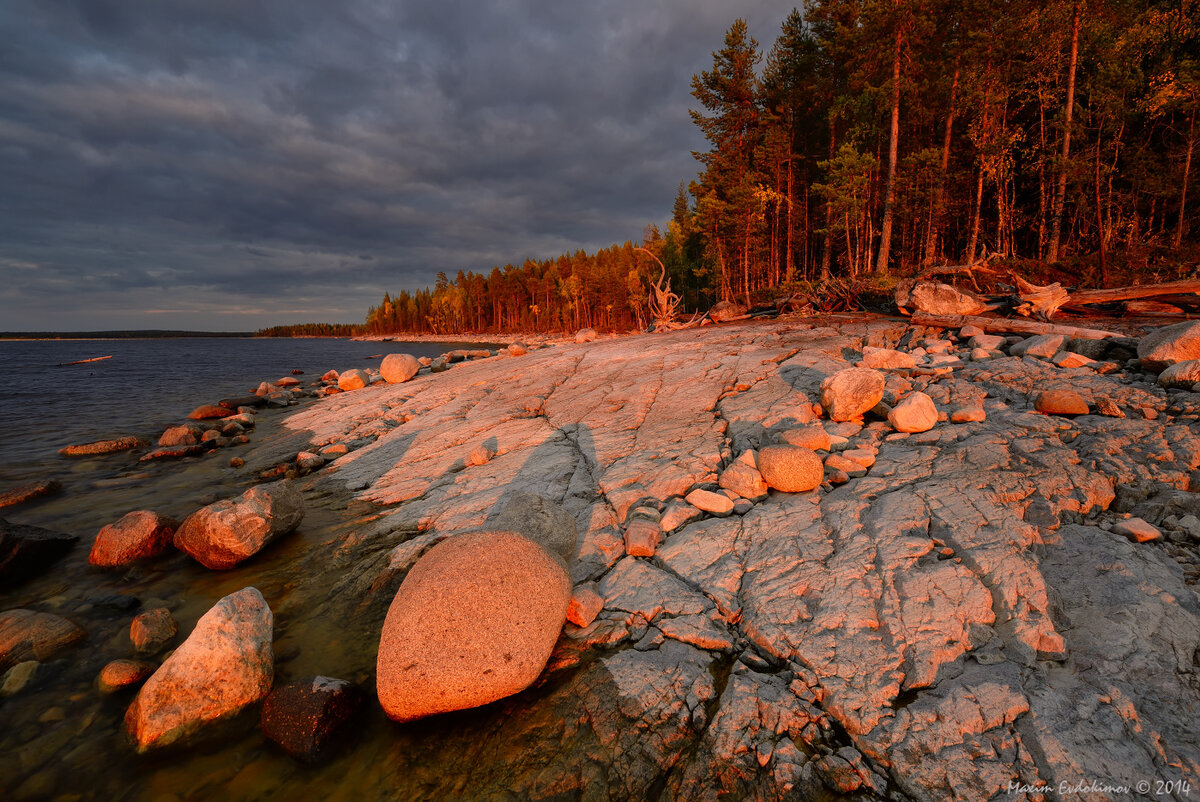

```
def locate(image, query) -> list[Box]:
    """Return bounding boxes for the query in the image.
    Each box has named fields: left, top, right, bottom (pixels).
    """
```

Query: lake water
left=0, top=337, right=489, bottom=485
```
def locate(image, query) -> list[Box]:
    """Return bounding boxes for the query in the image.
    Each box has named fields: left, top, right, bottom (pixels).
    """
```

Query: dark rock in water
left=59, top=436, right=146, bottom=457
left=174, top=481, right=304, bottom=569
left=158, top=423, right=203, bottom=447
left=0, top=609, right=86, bottom=670
left=260, top=676, right=365, bottom=762
left=86, top=594, right=141, bottom=614
left=98, top=659, right=156, bottom=693
left=89, top=510, right=178, bottom=567
left=139, top=444, right=210, bottom=462
left=0, top=479, right=63, bottom=509
left=219, top=395, right=266, bottom=410
left=131, top=607, right=178, bottom=655
left=0, top=518, right=77, bottom=589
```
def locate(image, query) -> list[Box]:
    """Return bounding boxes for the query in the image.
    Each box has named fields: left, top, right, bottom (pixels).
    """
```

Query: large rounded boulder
left=174, top=482, right=304, bottom=570
left=124, top=587, right=273, bottom=752
left=337, top=369, right=370, bottom=391
left=376, top=530, right=571, bottom=722
left=757, top=445, right=824, bottom=493
left=819, top=368, right=885, bottom=422
left=380, top=353, right=421, bottom=384
left=1138, top=320, right=1200, bottom=372
left=887, top=392, right=938, bottom=434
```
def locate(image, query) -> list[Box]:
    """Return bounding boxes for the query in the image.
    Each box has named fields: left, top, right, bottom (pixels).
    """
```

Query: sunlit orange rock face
left=124, top=587, right=273, bottom=751
left=376, top=530, right=570, bottom=722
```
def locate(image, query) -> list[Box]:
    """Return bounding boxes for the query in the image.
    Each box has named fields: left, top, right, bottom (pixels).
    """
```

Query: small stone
left=2, top=660, right=38, bottom=696
left=507, top=342, right=528, bottom=356
left=230, top=457, right=245, bottom=468
left=970, top=348, right=993, bottom=361
left=98, top=659, right=156, bottom=693
left=467, top=443, right=497, bottom=466
left=295, top=452, right=325, bottom=473
left=158, top=424, right=203, bottom=447
left=757, top=445, right=824, bottom=493
left=319, top=443, right=349, bottom=459
left=89, top=510, right=178, bottom=567
left=1010, top=334, right=1068, bottom=359
left=337, top=369, right=371, bottom=391
left=131, top=608, right=178, bottom=655
left=887, top=391, right=938, bottom=433
left=380, top=353, right=421, bottom=384
left=825, top=453, right=867, bottom=478
left=321, top=369, right=339, bottom=382
left=661, top=499, right=703, bottom=532
left=1034, top=390, right=1089, bottom=416
left=968, top=334, right=1005, bottom=350
left=188, top=404, right=234, bottom=421
left=1051, top=351, right=1095, bottom=369
left=1139, top=406, right=1159, bottom=420
left=575, top=327, right=597, bottom=343
left=566, top=584, right=604, bottom=628
left=718, top=460, right=767, bottom=501
left=841, top=448, right=876, bottom=469
left=950, top=406, right=986, bottom=423
left=777, top=425, right=832, bottom=451
left=959, top=324, right=985, bottom=338
left=732, top=499, right=754, bottom=515
left=624, top=519, right=662, bottom=557
left=685, top=489, right=734, bottom=515
left=859, top=347, right=916, bottom=370
left=1094, top=397, right=1125, bottom=418
left=1113, top=517, right=1162, bottom=543
left=819, top=368, right=886, bottom=422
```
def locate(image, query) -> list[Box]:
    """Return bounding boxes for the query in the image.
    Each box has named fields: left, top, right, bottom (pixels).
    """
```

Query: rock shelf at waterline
left=1, top=316, right=1199, bottom=800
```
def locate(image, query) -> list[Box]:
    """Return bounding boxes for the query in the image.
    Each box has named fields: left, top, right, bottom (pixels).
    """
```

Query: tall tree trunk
left=786, top=137, right=795, bottom=284
left=821, top=117, right=835, bottom=280
left=924, top=61, right=959, bottom=266
left=1175, top=103, right=1196, bottom=250
left=1095, top=130, right=1107, bottom=283
left=1048, top=1, right=1081, bottom=262
left=1037, top=86, right=1049, bottom=256
left=876, top=21, right=902, bottom=274
left=968, top=166, right=985, bottom=262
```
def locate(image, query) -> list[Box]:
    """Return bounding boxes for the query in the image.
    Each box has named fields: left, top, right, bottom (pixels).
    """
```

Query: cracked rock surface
left=286, top=318, right=1200, bottom=800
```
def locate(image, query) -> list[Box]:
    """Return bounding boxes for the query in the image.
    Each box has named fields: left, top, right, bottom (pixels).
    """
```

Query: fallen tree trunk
left=1061, top=278, right=1200, bottom=308
left=911, top=312, right=1123, bottom=339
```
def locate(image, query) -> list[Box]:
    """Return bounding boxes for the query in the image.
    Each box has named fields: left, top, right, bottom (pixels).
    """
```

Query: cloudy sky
left=0, top=1, right=791, bottom=332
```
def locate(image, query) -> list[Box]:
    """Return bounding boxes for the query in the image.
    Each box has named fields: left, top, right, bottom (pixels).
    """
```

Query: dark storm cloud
left=0, top=0, right=788, bottom=330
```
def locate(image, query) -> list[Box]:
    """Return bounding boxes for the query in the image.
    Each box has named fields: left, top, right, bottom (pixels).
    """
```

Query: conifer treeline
left=366, top=1, right=1200, bottom=335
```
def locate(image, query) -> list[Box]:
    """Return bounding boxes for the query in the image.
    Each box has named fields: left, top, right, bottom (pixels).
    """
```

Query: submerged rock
left=99, top=659, right=156, bottom=693
left=173, top=481, right=304, bottom=569
left=59, top=435, right=145, bottom=457
left=0, top=609, right=85, bottom=670
left=0, top=518, right=77, bottom=588
left=89, top=511, right=178, bottom=567
left=131, top=608, right=178, bottom=655
left=0, top=479, right=62, bottom=510
left=261, top=676, right=365, bottom=762
left=376, top=530, right=570, bottom=722
left=125, top=587, right=273, bottom=751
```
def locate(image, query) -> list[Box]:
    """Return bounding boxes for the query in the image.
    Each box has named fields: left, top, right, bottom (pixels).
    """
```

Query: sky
left=0, top=1, right=792, bottom=332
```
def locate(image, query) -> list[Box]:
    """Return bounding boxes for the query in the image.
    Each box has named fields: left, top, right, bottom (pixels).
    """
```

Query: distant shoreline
left=0, top=330, right=254, bottom=340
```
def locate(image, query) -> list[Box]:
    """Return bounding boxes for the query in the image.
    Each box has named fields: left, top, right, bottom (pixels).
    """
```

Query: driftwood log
left=911, top=312, right=1123, bottom=339
left=1061, top=278, right=1200, bottom=309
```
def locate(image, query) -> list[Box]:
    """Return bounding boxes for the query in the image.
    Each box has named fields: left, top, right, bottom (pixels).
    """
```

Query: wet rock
left=220, top=395, right=265, bottom=409
left=139, top=444, right=209, bottom=461
left=1, top=660, right=38, bottom=696
left=89, top=511, right=178, bottom=567
left=337, top=369, right=371, bottom=391
left=1158, top=359, right=1200, bottom=389
left=1034, top=389, right=1090, bottom=416
left=376, top=530, right=570, bottom=722
left=887, top=391, right=938, bottom=433
left=174, top=481, right=305, bottom=569
left=274, top=377, right=300, bottom=388
left=575, top=327, right=597, bottom=343
left=1138, top=320, right=1200, bottom=372
left=0, top=518, right=77, bottom=588
left=125, top=587, right=273, bottom=751
left=819, top=368, right=885, bottom=421
left=566, top=584, right=604, bottom=627
left=59, top=435, right=145, bottom=457
left=98, top=659, right=156, bottom=693
left=685, top=489, right=734, bottom=515
left=260, top=676, right=365, bottom=762
left=131, top=608, right=178, bottom=655
left=188, top=404, right=235, bottom=420
left=295, top=451, right=325, bottom=474
left=158, top=424, right=203, bottom=447
left=1010, top=334, right=1067, bottom=359
left=0, top=479, right=63, bottom=509
left=757, top=445, right=823, bottom=493
left=380, top=353, right=420, bottom=384
left=0, top=609, right=85, bottom=670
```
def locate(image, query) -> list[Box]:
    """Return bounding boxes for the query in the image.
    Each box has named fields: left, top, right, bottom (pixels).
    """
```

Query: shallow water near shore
left=0, top=336, right=528, bottom=801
